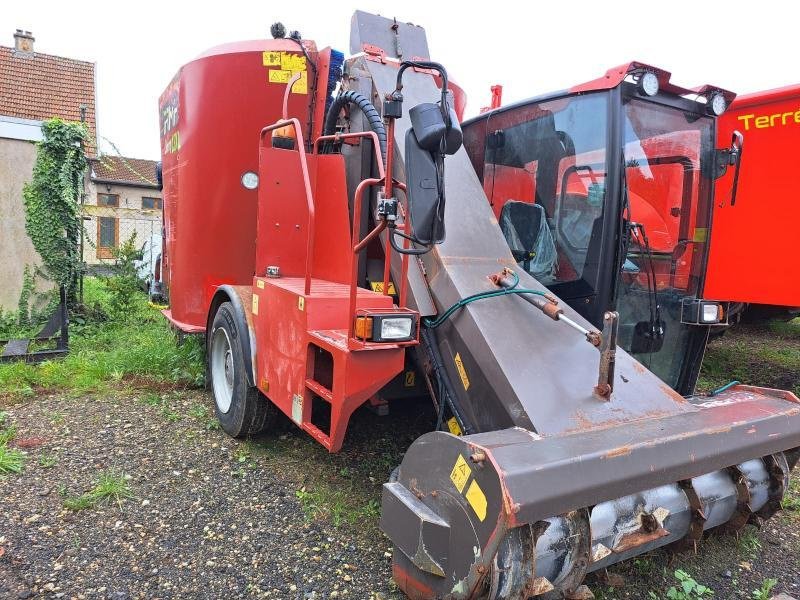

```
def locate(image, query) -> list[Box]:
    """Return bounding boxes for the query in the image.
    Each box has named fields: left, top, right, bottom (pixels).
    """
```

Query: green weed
left=63, top=469, right=132, bottom=511
left=0, top=444, right=24, bottom=474
left=649, top=569, right=713, bottom=599
left=752, top=578, right=778, bottom=600
left=738, top=527, right=762, bottom=557
left=38, top=452, right=57, bottom=468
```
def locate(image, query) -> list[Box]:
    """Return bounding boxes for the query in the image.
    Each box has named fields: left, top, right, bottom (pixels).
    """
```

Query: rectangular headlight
left=701, top=303, right=720, bottom=323
left=379, top=317, right=414, bottom=340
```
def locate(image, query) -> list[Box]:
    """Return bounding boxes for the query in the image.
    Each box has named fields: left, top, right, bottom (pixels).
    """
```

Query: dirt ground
left=1, top=321, right=799, bottom=599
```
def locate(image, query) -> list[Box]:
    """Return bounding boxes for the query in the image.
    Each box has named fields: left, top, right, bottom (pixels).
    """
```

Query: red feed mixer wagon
left=705, top=84, right=800, bottom=318
left=156, top=12, right=800, bottom=599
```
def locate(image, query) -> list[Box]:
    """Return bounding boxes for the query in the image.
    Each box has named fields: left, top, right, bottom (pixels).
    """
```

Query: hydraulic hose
left=323, top=90, right=387, bottom=164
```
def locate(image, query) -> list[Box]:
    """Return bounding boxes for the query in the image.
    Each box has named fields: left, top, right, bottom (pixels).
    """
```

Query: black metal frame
left=464, top=83, right=721, bottom=395
left=0, top=286, right=69, bottom=364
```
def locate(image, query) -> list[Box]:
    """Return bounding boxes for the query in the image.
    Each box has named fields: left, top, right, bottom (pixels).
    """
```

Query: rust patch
left=603, top=446, right=632, bottom=459
left=614, top=526, right=670, bottom=553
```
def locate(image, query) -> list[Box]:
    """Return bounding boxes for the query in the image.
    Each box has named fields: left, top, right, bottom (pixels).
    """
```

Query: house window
left=142, top=197, right=163, bottom=210
left=97, top=216, right=118, bottom=258
left=98, top=193, right=119, bottom=207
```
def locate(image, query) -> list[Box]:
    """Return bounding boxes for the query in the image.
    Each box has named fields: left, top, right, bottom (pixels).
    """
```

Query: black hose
left=421, top=327, right=473, bottom=435
left=322, top=90, right=387, bottom=164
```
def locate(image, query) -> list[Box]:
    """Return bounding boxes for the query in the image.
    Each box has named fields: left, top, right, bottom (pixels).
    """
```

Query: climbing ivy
left=16, top=266, right=36, bottom=326
left=22, top=118, right=88, bottom=305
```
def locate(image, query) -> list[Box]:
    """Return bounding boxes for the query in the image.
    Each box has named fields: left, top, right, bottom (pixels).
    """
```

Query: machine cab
left=463, top=64, right=735, bottom=394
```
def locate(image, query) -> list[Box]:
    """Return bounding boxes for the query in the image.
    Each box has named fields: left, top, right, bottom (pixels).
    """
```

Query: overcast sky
left=6, top=1, right=799, bottom=160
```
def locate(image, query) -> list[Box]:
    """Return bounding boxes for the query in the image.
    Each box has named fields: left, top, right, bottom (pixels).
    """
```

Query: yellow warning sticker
left=256, top=279, right=265, bottom=289
left=465, top=480, right=487, bottom=522
left=268, top=69, right=307, bottom=94
left=449, top=455, right=471, bottom=493
left=693, top=227, right=708, bottom=243
left=252, top=294, right=259, bottom=315
left=447, top=417, right=463, bottom=436
left=291, top=71, right=308, bottom=95
left=298, top=296, right=305, bottom=311
left=269, top=69, right=292, bottom=84
left=281, top=52, right=306, bottom=72
left=454, top=352, right=470, bottom=390
left=369, top=281, right=397, bottom=295
left=262, top=51, right=282, bottom=66
left=404, top=371, right=416, bottom=387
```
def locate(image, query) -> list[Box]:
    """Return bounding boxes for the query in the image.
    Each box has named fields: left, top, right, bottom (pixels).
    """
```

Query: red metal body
left=160, top=41, right=419, bottom=451
left=158, top=39, right=316, bottom=332
left=705, top=84, right=800, bottom=308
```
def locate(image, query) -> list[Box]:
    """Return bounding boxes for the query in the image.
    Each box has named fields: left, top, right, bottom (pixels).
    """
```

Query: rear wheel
left=209, top=302, right=273, bottom=437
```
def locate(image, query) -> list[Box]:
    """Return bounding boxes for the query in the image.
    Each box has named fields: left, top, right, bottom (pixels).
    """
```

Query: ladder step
left=305, top=379, right=334, bottom=402
left=2, top=339, right=30, bottom=358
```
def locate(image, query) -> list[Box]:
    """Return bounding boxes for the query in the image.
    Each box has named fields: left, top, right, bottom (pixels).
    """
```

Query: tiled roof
left=0, top=45, right=97, bottom=154
left=91, top=155, right=159, bottom=188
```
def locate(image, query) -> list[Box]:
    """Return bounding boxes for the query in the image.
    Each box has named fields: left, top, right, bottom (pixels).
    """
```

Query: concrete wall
left=0, top=136, right=42, bottom=311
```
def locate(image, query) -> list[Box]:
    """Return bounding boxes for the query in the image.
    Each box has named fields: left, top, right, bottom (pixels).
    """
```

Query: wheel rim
left=211, top=326, right=234, bottom=414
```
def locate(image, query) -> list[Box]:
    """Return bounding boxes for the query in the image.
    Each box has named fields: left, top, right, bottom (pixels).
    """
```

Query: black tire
left=208, top=302, right=273, bottom=437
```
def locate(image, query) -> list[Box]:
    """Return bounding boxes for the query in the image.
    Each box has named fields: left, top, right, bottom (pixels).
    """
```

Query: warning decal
left=280, top=52, right=306, bottom=72
left=465, top=480, right=487, bottom=522
left=449, top=454, right=471, bottom=493
left=446, top=417, right=463, bottom=436
left=263, top=51, right=282, bottom=66
left=263, top=51, right=308, bottom=94
left=454, top=352, right=470, bottom=390
left=252, top=294, right=259, bottom=315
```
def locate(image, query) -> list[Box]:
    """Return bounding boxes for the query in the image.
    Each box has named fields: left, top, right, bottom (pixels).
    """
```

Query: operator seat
left=499, top=201, right=557, bottom=282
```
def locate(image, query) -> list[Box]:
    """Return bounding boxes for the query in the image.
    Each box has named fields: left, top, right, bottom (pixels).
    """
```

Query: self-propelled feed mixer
left=156, top=12, right=800, bottom=599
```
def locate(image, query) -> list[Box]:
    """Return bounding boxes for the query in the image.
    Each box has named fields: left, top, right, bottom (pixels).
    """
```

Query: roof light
left=638, top=72, right=659, bottom=97
left=708, top=92, right=727, bottom=116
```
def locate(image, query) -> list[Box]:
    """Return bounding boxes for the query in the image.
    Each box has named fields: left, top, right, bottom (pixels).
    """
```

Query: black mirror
left=631, top=319, right=665, bottom=354
left=712, top=130, right=743, bottom=205
left=391, top=60, right=460, bottom=249
left=405, top=128, right=445, bottom=244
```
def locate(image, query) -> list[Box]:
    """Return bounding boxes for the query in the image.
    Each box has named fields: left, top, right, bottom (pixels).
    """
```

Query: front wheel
left=209, top=302, right=273, bottom=437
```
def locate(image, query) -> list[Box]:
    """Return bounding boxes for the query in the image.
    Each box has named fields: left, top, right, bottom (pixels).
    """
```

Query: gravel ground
left=1, top=388, right=799, bottom=600
left=0, top=391, right=430, bottom=599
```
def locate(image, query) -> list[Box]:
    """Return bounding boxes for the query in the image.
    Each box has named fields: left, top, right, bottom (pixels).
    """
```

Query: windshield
left=617, top=98, right=715, bottom=388
left=481, top=93, right=608, bottom=292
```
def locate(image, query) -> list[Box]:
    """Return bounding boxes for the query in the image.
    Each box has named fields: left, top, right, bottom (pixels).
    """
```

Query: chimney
left=13, top=29, right=34, bottom=55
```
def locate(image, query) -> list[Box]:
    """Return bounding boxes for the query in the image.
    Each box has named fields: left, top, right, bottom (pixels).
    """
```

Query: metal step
left=1, top=339, right=30, bottom=358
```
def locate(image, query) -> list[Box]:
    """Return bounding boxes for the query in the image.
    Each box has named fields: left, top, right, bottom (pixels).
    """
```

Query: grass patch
left=295, top=485, right=380, bottom=527
left=0, top=278, right=204, bottom=401
left=189, top=402, right=220, bottom=430
left=782, top=476, right=800, bottom=511
left=737, top=526, right=762, bottom=557
left=0, top=443, right=24, bottom=474
left=0, top=411, right=24, bottom=475
left=700, top=319, right=800, bottom=396
left=63, top=469, right=132, bottom=511
left=38, top=451, right=57, bottom=468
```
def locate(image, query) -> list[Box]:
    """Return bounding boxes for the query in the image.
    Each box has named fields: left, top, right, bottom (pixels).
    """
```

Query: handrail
left=314, top=131, right=386, bottom=180
left=260, top=118, right=315, bottom=296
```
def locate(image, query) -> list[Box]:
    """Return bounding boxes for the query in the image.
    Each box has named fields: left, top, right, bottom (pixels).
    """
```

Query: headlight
left=380, top=317, right=414, bottom=340
left=638, top=72, right=659, bottom=97
left=700, top=302, right=722, bottom=323
left=681, top=298, right=725, bottom=325
left=708, top=93, right=727, bottom=116
left=354, top=314, right=417, bottom=342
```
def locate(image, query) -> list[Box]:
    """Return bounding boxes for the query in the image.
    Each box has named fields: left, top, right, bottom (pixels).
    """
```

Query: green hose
left=708, top=380, right=740, bottom=397
left=423, top=271, right=548, bottom=329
